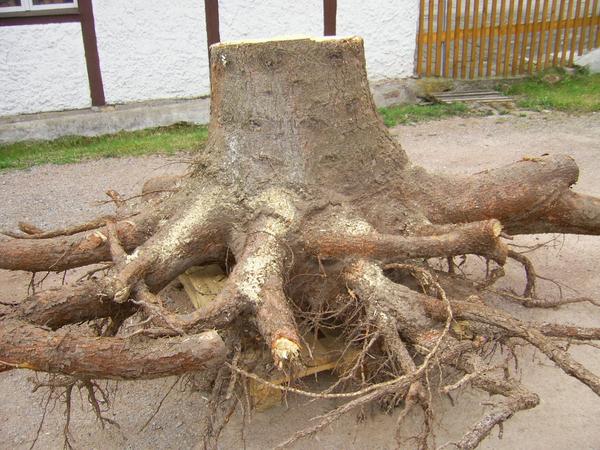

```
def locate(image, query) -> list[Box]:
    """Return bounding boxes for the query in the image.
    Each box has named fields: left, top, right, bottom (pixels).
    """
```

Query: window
left=0, top=0, right=77, bottom=16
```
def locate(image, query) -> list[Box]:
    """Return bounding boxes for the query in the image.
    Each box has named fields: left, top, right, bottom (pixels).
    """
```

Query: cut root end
left=272, top=337, right=301, bottom=368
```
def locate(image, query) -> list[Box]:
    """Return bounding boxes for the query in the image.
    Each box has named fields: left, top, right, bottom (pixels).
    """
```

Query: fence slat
left=512, top=0, right=526, bottom=74
left=435, top=0, right=445, bottom=75
left=588, top=0, right=598, bottom=50
left=520, top=0, right=534, bottom=72
left=553, top=0, right=568, bottom=65
left=453, top=0, right=463, bottom=77
left=504, top=0, right=516, bottom=75
left=417, top=0, right=426, bottom=76
left=528, top=0, right=542, bottom=72
left=469, top=0, right=480, bottom=78
left=596, top=0, right=600, bottom=47
left=497, top=0, right=507, bottom=74
left=544, top=0, right=559, bottom=67
left=487, top=0, right=499, bottom=75
left=444, top=0, right=454, bottom=77
left=426, top=0, right=435, bottom=76
left=579, top=0, right=592, bottom=54
left=477, top=0, right=489, bottom=76
left=535, top=0, right=550, bottom=71
left=569, top=0, right=583, bottom=63
left=461, top=0, right=472, bottom=77
left=561, top=0, right=574, bottom=64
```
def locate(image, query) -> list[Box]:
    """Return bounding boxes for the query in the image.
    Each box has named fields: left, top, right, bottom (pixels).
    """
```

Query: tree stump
left=1, top=36, right=600, bottom=449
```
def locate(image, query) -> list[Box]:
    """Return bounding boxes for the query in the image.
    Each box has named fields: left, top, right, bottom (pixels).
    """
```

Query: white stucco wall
left=0, top=22, right=90, bottom=117
left=218, top=0, right=418, bottom=79
left=92, top=0, right=210, bottom=105
left=0, top=1, right=420, bottom=117
left=337, top=0, right=419, bottom=80
left=219, top=0, right=322, bottom=41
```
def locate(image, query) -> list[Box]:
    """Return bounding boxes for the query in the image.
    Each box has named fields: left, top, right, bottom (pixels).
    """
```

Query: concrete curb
left=0, top=97, right=210, bottom=144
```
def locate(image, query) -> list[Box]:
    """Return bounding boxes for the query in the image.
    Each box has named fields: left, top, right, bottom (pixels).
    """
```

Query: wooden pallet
left=430, top=89, right=514, bottom=104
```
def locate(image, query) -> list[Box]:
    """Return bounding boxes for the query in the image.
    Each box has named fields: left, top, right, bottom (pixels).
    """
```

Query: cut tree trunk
left=1, top=36, right=600, bottom=449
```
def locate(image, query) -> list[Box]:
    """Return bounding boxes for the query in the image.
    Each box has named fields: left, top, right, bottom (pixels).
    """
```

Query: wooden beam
left=324, top=0, right=337, bottom=36
left=79, top=0, right=105, bottom=107
left=417, top=15, right=599, bottom=44
left=204, top=0, right=221, bottom=56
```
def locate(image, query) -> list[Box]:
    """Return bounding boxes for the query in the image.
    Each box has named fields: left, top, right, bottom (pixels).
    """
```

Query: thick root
left=409, top=154, right=574, bottom=228
left=229, top=213, right=301, bottom=367
left=0, top=319, right=225, bottom=380
left=305, top=219, right=508, bottom=264
left=408, top=154, right=600, bottom=236
left=0, top=211, right=161, bottom=272
left=10, top=278, right=133, bottom=329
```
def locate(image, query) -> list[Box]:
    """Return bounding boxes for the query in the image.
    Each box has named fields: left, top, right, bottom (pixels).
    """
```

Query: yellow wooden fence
left=416, top=0, right=600, bottom=78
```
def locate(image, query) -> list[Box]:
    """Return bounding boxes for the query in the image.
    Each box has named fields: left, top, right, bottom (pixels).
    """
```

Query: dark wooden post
left=324, top=0, right=337, bottom=36
left=205, top=0, right=221, bottom=62
left=79, top=0, right=105, bottom=107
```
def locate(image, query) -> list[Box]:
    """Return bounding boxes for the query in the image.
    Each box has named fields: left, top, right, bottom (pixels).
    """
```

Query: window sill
left=0, top=12, right=80, bottom=26
left=0, top=7, right=78, bottom=18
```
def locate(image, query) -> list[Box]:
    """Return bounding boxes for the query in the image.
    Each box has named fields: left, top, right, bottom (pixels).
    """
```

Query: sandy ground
left=1, top=111, right=599, bottom=450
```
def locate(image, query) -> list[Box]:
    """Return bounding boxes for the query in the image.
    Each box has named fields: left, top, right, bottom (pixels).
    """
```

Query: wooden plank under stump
left=248, top=333, right=361, bottom=411
left=178, top=264, right=227, bottom=310
left=178, top=265, right=362, bottom=411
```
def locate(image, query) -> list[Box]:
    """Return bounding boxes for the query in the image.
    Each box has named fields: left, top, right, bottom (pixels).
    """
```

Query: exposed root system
left=1, top=37, right=599, bottom=449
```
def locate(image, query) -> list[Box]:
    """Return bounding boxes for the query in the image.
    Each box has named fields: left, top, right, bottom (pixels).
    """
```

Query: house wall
left=219, top=0, right=322, bottom=41
left=0, top=1, right=419, bottom=117
left=0, top=22, right=90, bottom=116
left=338, top=0, right=419, bottom=80
left=93, top=0, right=210, bottom=105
